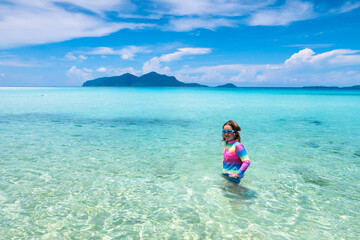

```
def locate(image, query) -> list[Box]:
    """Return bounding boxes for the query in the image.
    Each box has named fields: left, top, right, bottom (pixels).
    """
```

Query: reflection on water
left=221, top=183, right=257, bottom=200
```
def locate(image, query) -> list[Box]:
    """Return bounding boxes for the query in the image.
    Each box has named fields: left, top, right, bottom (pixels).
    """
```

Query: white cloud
left=156, top=0, right=360, bottom=29
left=1, top=0, right=357, bottom=50
left=154, top=0, right=275, bottom=16
left=86, top=47, right=116, bottom=55
left=166, top=17, right=237, bottom=31
left=0, top=73, right=5, bottom=78
left=82, top=46, right=147, bottom=60
left=155, top=0, right=277, bottom=30
left=177, top=64, right=269, bottom=85
left=95, top=66, right=138, bottom=75
left=178, top=64, right=268, bottom=74
left=61, top=48, right=360, bottom=86
left=256, top=68, right=360, bottom=87
left=64, top=53, right=87, bottom=62
left=230, top=67, right=263, bottom=83
left=142, top=47, right=211, bottom=74
left=159, top=48, right=211, bottom=61
left=175, top=48, right=360, bottom=86
left=284, top=48, right=315, bottom=65
left=57, top=0, right=132, bottom=14
left=96, top=67, right=107, bottom=72
left=284, top=48, right=360, bottom=67
left=142, top=57, right=172, bottom=75
left=247, top=0, right=316, bottom=26
left=119, top=46, right=147, bottom=60
left=65, top=53, right=78, bottom=61
left=66, top=66, right=93, bottom=81
left=331, top=1, right=360, bottom=14
left=0, top=1, right=153, bottom=49
left=329, top=55, right=360, bottom=65
left=158, top=0, right=340, bottom=29
left=78, top=55, right=88, bottom=61
left=311, top=49, right=359, bottom=64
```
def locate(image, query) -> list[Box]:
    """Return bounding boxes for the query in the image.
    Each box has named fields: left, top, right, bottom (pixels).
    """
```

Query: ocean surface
left=0, top=87, right=359, bottom=239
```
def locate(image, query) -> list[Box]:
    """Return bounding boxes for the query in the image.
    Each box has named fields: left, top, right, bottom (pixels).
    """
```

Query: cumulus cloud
left=66, top=66, right=93, bottom=81
left=65, top=53, right=78, bottom=61
left=142, top=57, right=172, bottom=75
left=63, top=48, right=360, bottom=86
left=142, top=48, right=211, bottom=74
left=67, top=65, right=139, bottom=84
left=177, top=64, right=269, bottom=85
left=284, top=48, right=315, bottom=65
left=119, top=46, right=147, bottom=60
left=64, top=53, right=87, bottom=62
left=96, top=67, right=107, bottom=73
left=78, top=55, right=87, bottom=61
left=176, top=48, right=360, bottom=86
left=284, top=48, right=360, bottom=67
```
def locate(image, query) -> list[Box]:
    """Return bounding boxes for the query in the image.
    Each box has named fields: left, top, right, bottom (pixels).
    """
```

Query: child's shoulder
left=234, top=141, right=246, bottom=149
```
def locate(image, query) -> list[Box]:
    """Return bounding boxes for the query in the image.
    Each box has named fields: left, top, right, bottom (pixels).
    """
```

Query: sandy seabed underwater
left=0, top=87, right=359, bottom=239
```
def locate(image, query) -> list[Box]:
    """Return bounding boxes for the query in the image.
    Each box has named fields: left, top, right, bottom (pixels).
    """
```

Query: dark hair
left=222, top=120, right=241, bottom=142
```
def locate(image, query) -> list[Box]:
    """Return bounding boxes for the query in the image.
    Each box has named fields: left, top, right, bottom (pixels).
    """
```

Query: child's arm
left=236, top=143, right=250, bottom=176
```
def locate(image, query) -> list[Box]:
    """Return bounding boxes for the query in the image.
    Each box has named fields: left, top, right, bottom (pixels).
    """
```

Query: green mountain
left=82, top=72, right=208, bottom=87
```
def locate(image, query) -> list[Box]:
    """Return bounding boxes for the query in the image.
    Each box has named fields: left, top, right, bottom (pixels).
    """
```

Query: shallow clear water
left=0, top=87, right=359, bottom=239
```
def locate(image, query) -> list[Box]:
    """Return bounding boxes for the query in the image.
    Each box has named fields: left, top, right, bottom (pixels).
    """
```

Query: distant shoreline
left=80, top=71, right=360, bottom=89
left=1, top=86, right=360, bottom=89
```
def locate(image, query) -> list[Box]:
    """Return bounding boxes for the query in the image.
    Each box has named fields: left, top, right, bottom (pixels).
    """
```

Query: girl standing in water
left=222, top=120, right=250, bottom=184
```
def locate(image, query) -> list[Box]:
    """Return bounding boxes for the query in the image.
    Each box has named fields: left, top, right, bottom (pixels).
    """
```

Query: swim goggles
left=222, top=130, right=235, bottom=134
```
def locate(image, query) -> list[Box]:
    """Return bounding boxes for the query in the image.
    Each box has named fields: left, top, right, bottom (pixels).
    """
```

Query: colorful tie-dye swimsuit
left=222, top=140, right=250, bottom=183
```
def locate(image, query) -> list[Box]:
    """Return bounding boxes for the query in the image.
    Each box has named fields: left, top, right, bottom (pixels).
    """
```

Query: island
left=215, top=83, right=238, bottom=88
left=82, top=71, right=239, bottom=88
left=82, top=72, right=209, bottom=87
left=83, top=72, right=359, bottom=89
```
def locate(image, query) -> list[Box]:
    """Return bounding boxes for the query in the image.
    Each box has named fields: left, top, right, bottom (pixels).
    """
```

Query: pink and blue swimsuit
left=222, top=140, right=250, bottom=184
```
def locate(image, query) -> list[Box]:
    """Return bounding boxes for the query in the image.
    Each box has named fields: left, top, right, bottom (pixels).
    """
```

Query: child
left=222, top=120, right=250, bottom=184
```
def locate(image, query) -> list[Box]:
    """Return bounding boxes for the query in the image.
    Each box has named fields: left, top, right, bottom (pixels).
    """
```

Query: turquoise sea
left=0, top=87, right=359, bottom=239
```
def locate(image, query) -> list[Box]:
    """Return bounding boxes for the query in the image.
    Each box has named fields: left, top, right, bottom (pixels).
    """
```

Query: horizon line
left=1, top=85, right=359, bottom=89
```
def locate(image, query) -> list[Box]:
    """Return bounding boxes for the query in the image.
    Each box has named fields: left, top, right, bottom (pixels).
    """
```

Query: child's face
left=223, top=125, right=235, bottom=141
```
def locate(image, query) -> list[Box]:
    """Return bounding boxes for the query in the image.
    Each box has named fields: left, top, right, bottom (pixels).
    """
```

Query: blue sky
left=0, top=0, right=359, bottom=87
